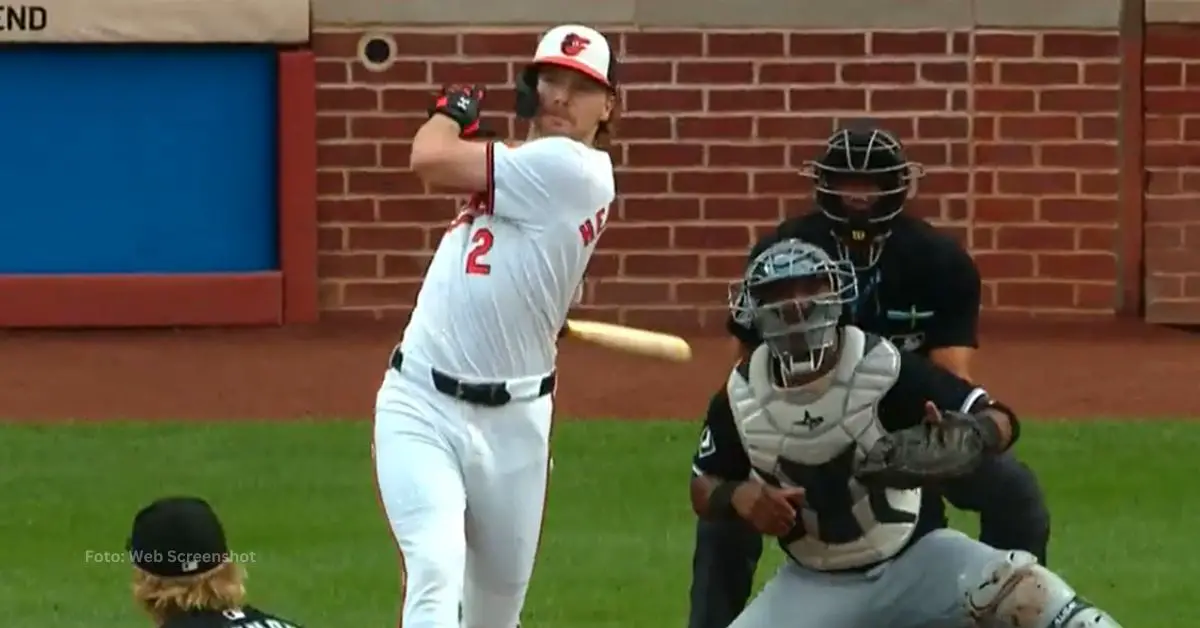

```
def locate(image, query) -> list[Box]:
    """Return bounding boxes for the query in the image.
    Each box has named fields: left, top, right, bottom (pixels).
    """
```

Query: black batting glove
left=429, top=84, right=485, bottom=137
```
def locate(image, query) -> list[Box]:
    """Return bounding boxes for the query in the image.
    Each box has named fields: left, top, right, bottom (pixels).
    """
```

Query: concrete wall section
left=312, top=0, right=1120, bottom=28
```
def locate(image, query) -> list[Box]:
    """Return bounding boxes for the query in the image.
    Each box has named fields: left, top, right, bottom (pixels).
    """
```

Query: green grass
left=0, top=419, right=1195, bottom=627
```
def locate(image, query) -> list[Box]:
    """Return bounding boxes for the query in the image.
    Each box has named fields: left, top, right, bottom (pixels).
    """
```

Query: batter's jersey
left=693, top=327, right=991, bottom=571
left=161, top=605, right=302, bottom=628
left=728, top=212, right=981, bottom=356
left=401, top=136, right=615, bottom=380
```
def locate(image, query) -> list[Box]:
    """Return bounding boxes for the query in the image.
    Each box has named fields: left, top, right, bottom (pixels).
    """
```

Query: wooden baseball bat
left=564, top=319, right=693, bottom=362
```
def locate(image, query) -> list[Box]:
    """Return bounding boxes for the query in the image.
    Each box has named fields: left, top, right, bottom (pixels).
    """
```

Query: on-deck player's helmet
left=729, top=238, right=858, bottom=375
left=514, top=24, right=619, bottom=120
left=800, top=122, right=925, bottom=270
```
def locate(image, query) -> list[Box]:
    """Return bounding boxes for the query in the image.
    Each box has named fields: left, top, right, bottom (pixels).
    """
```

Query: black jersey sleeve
left=877, top=348, right=990, bottom=432
left=924, top=238, right=981, bottom=350
left=691, top=385, right=752, bottom=480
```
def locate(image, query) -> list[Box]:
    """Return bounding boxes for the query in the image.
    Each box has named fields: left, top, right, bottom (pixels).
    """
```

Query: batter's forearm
left=411, top=116, right=490, bottom=190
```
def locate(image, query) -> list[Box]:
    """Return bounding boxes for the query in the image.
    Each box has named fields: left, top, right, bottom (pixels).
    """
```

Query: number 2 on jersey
left=465, top=227, right=494, bottom=275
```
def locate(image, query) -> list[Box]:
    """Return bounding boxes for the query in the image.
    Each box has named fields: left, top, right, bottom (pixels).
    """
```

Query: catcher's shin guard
left=964, top=550, right=1123, bottom=628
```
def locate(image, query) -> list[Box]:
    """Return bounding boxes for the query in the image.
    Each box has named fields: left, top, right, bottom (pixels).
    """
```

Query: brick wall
left=312, top=28, right=1121, bottom=329
left=1144, top=24, right=1200, bottom=324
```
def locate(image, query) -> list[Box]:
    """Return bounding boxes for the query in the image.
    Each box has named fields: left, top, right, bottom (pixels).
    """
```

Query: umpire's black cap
left=127, top=496, right=230, bottom=577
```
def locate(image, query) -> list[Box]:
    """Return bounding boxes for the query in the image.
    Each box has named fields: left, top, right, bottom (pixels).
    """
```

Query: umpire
left=128, top=496, right=304, bottom=628
left=687, top=122, right=1052, bottom=628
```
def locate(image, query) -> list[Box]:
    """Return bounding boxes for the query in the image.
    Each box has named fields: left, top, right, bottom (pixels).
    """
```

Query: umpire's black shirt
left=162, top=605, right=302, bottom=628
left=728, top=212, right=981, bottom=356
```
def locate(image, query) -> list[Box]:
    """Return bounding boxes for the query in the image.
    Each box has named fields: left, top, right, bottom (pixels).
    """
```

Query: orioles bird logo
left=560, top=33, right=590, bottom=56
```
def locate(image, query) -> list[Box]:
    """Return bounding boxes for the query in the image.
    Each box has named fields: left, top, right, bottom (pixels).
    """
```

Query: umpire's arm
left=924, top=241, right=982, bottom=381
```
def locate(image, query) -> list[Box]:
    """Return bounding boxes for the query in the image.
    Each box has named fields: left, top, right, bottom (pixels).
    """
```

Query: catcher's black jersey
left=162, top=606, right=302, bottom=628
left=728, top=212, right=981, bottom=355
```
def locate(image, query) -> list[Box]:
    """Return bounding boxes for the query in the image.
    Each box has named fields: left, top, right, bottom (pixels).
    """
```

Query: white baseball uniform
left=373, top=121, right=615, bottom=628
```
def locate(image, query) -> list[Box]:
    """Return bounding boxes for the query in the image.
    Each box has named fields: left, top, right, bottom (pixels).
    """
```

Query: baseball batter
left=691, top=238, right=1122, bottom=628
left=372, top=25, right=618, bottom=628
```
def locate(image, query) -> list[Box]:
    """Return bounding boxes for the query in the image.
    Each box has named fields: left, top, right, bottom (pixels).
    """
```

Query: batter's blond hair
left=132, top=561, right=247, bottom=623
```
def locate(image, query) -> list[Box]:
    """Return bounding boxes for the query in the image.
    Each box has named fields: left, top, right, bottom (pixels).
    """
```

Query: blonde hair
left=132, top=561, right=247, bottom=623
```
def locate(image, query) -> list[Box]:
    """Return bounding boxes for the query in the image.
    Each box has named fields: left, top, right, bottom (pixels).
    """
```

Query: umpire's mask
left=800, top=123, right=924, bottom=270
left=731, top=239, right=858, bottom=377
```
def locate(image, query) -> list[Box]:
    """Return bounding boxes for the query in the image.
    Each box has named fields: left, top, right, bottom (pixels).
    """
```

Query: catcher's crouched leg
left=964, top=550, right=1123, bottom=628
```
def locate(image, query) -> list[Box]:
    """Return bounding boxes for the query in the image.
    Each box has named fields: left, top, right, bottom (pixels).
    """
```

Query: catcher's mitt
left=853, top=405, right=1000, bottom=489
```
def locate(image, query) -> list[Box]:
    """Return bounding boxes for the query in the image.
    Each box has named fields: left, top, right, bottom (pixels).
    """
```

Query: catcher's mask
left=515, top=25, right=618, bottom=122
left=799, top=123, right=924, bottom=270
left=730, top=239, right=858, bottom=376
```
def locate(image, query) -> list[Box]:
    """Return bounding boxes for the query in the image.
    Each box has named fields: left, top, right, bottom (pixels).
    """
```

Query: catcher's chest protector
left=725, top=326, right=921, bottom=571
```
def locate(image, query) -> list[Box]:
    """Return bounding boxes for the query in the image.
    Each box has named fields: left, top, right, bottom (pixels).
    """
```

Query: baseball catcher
left=689, top=237, right=1122, bottom=628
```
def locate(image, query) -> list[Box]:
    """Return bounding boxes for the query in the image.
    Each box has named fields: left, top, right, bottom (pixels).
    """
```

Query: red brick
left=675, top=225, right=752, bottom=249
left=1038, top=198, right=1118, bottom=224
left=676, top=280, right=732, bottom=304
left=673, top=171, right=750, bottom=195
left=618, top=61, right=674, bottom=84
left=1145, top=62, right=1184, bottom=87
left=676, top=116, right=754, bottom=139
left=315, top=60, right=349, bottom=84
left=707, top=32, right=785, bottom=57
left=994, top=281, right=1075, bottom=308
left=708, top=144, right=788, bottom=167
left=973, top=252, right=1035, bottom=279
left=617, top=116, right=673, bottom=140
left=312, top=32, right=363, bottom=59
left=759, top=62, right=837, bottom=84
left=318, top=143, right=378, bottom=168
left=787, top=33, right=866, bottom=57
left=347, top=226, right=426, bottom=251
left=840, top=62, right=917, bottom=84
left=601, top=226, right=672, bottom=249
left=974, top=32, right=1036, bottom=57
left=623, top=254, right=701, bottom=278
left=620, top=197, right=701, bottom=221
left=1038, top=253, right=1116, bottom=280
left=708, top=89, right=785, bottom=112
left=319, top=252, right=380, bottom=279
left=318, top=198, right=376, bottom=223
left=342, top=281, right=422, bottom=307
left=1041, top=33, right=1118, bottom=58
left=919, top=61, right=968, bottom=83
left=317, top=88, right=380, bottom=113
left=625, top=88, right=702, bottom=113
left=625, top=31, right=703, bottom=56
left=676, top=61, right=754, bottom=84
left=592, top=281, right=673, bottom=305
left=996, top=225, right=1077, bottom=251
left=789, top=87, right=866, bottom=111
left=869, top=32, right=949, bottom=55
left=351, top=61, right=428, bottom=85
left=625, top=143, right=704, bottom=167
left=997, top=62, right=1080, bottom=85
left=1038, top=89, right=1118, bottom=113
left=868, top=88, right=949, bottom=112
left=975, top=197, right=1036, bottom=222
left=974, top=143, right=1035, bottom=167
left=461, top=32, right=536, bottom=56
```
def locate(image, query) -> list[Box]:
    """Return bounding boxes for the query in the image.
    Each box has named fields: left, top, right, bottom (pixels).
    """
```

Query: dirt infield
left=0, top=320, right=1196, bottom=422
